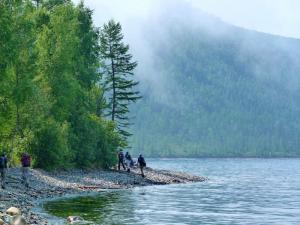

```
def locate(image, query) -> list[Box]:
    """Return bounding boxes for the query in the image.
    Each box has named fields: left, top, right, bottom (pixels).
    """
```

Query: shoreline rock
left=0, top=167, right=205, bottom=224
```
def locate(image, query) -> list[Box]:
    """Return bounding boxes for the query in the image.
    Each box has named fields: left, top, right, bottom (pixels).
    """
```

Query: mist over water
left=44, top=2, right=300, bottom=224
left=45, top=158, right=300, bottom=225
left=76, top=0, right=300, bottom=102
left=73, top=0, right=300, bottom=82
left=72, top=0, right=300, bottom=109
left=72, top=1, right=300, bottom=155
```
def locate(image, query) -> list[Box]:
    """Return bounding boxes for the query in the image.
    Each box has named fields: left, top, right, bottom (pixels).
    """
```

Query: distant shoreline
left=0, top=167, right=205, bottom=224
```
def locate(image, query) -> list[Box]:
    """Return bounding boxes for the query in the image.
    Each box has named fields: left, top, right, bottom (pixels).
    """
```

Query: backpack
left=0, top=157, right=5, bottom=169
left=118, top=152, right=124, bottom=160
left=126, top=153, right=132, bottom=161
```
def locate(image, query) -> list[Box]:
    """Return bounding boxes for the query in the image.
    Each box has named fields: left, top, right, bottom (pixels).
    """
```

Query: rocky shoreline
left=0, top=167, right=205, bottom=224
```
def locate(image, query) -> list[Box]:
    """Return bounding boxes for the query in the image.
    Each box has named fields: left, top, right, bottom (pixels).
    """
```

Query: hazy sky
left=73, top=0, right=300, bottom=39
left=190, top=0, right=300, bottom=38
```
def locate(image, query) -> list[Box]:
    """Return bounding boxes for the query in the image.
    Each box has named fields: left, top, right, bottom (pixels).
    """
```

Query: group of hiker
left=0, top=152, right=31, bottom=189
left=0, top=150, right=147, bottom=189
left=118, top=150, right=147, bottom=177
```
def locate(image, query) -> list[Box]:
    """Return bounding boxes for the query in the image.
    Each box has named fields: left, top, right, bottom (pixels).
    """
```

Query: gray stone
left=67, top=216, right=84, bottom=224
left=2, top=215, right=13, bottom=224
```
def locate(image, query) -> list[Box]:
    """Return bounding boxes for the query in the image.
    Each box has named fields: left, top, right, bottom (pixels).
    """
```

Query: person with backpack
left=118, top=150, right=126, bottom=171
left=125, top=151, right=134, bottom=168
left=21, top=153, right=31, bottom=188
left=138, top=154, right=146, bottom=177
left=0, top=153, right=8, bottom=189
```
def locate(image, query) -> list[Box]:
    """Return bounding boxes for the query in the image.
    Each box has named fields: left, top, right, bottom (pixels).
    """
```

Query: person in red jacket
left=21, top=153, right=31, bottom=188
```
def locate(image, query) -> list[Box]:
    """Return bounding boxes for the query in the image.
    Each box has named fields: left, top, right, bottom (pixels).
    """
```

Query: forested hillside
left=130, top=11, right=300, bottom=157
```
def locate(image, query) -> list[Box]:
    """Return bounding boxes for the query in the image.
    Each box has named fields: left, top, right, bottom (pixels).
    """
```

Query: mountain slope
left=129, top=11, right=300, bottom=157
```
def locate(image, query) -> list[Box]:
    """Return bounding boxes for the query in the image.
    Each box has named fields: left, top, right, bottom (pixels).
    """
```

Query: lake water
left=44, top=158, right=300, bottom=224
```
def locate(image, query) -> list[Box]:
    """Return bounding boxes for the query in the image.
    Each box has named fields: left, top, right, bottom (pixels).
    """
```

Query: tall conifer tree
left=100, top=20, right=141, bottom=143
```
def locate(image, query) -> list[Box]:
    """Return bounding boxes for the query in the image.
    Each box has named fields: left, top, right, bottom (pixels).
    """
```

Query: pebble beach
left=0, top=167, right=205, bottom=224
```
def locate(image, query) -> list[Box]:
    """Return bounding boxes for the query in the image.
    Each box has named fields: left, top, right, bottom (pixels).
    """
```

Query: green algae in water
left=44, top=191, right=137, bottom=224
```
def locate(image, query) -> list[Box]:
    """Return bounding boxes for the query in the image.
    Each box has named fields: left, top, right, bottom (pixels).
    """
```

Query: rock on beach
left=10, top=215, right=27, bottom=225
left=67, top=216, right=84, bottom=224
left=6, top=208, right=21, bottom=217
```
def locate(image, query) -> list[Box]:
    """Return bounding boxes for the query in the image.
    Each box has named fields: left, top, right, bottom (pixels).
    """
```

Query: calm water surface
left=44, top=158, right=300, bottom=224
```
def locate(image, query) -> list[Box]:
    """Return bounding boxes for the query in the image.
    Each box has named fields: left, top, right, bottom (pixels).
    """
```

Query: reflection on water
left=44, top=159, right=300, bottom=225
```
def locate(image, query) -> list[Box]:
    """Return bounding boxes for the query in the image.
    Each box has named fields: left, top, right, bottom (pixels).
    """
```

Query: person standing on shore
left=125, top=151, right=134, bottom=168
left=0, top=153, right=8, bottom=189
left=138, top=154, right=146, bottom=177
left=21, top=153, right=31, bottom=188
left=118, top=150, right=126, bottom=171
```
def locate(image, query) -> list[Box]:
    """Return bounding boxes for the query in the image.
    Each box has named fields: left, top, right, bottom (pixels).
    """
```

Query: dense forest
left=0, top=0, right=140, bottom=169
left=130, top=10, right=300, bottom=157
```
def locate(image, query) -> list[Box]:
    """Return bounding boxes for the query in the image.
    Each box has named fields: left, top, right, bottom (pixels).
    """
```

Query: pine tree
left=100, top=20, right=141, bottom=143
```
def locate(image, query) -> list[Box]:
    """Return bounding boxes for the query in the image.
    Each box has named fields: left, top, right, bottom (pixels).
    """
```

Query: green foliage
left=36, top=2, right=81, bottom=122
left=71, top=114, right=119, bottom=169
left=0, top=0, right=122, bottom=170
left=30, top=119, right=71, bottom=170
left=100, top=20, right=141, bottom=144
left=0, top=1, right=38, bottom=164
